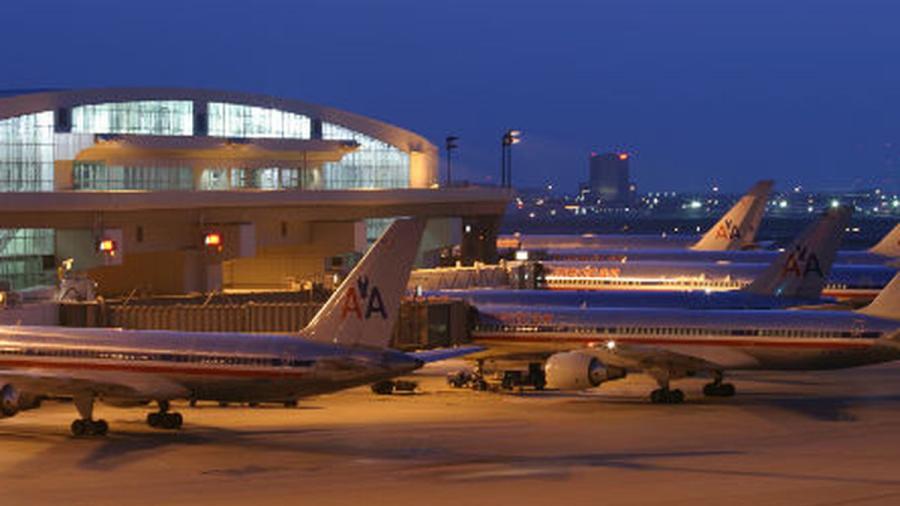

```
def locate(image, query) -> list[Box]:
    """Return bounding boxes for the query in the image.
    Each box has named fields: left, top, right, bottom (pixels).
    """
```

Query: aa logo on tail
left=340, top=275, right=388, bottom=320
left=780, top=245, right=824, bottom=278
left=714, top=219, right=744, bottom=240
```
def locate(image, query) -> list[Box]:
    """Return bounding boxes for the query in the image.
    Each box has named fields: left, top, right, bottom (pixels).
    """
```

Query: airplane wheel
left=71, top=419, right=108, bottom=436
left=147, top=412, right=162, bottom=428
left=371, top=381, right=395, bottom=395
left=651, top=388, right=684, bottom=404
left=472, top=379, right=489, bottom=391
left=703, top=383, right=736, bottom=397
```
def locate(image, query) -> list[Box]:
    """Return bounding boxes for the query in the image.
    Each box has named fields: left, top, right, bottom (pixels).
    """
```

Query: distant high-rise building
left=589, top=152, right=633, bottom=206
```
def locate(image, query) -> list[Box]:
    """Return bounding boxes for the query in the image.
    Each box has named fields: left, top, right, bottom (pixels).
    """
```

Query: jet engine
left=544, top=352, right=626, bottom=390
left=0, top=384, right=41, bottom=418
left=1, top=384, right=21, bottom=417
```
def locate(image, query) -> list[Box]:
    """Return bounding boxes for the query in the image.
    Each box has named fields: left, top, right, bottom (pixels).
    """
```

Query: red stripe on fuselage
left=472, top=333, right=874, bottom=349
left=0, top=358, right=310, bottom=378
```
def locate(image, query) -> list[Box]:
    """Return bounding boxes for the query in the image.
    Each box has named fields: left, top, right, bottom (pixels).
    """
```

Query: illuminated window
left=207, top=103, right=310, bottom=139
left=71, top=101, right=193, bottom=136
left=321, top=122, right=409, bottom=190
left=73, top=163, right=193, bottom=191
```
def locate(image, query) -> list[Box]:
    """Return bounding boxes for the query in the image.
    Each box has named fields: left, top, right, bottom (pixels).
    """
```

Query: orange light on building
left=618, top=153, right=629, bottom=161
left=98, top=239, right=117, bottom=257
left=204, top=233, right=223, bottom=247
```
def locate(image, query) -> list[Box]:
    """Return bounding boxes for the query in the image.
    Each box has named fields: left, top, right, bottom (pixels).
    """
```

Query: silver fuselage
left=471, top=305, right=900, bottom=371
left=0, top=326, right=421, bottom=402
left=541, top=260, right=895, bottom=299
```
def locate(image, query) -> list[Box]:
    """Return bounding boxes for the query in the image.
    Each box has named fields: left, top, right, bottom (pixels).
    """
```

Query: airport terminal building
left=0, top=88, right=508, bottom=295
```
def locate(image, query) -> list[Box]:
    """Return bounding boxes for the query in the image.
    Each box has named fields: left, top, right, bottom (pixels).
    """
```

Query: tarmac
left=1, top=360, right=899, bottom=506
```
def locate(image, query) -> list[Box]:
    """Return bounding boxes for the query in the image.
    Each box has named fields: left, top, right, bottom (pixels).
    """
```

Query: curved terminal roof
left=0, top=87, right=437, bottom=157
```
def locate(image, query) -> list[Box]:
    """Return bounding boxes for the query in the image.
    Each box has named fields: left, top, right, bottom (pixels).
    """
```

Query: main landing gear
left=71, top=394, right=108, bottom=437
left=650, top=388, right=685, bottom=404
left=703, top=372, right=736, bottom=397
left=649, top=373, right=685, bottom=404
left=147, top=400, right=183, bottom=430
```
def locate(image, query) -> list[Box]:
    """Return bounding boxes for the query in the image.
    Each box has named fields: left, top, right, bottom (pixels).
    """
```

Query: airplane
left=463, top=272, right=900, bottom=401
left=0, top=219, right=477, bottom=436
left=536, top=222, right=900, bottom=267
left=500, top=180, right=774, bottom=252
left=539, top=259, right=894, bottom=300
left=433, top=206, right=855, bottom=310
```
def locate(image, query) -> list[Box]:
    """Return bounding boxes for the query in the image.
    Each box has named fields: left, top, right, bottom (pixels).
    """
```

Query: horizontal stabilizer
left=409, top=346, right=485, bottom=364
left=858, top=273, right=900, bottom=321
left=691, top=180, right=773, bottom=251
left=869, top=223, right=900, bottom=258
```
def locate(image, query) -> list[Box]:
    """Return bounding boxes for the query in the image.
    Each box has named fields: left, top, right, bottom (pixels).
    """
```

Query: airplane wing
left=409, top=346, right=485, bottom=363
left=0, top=368, right=190, bottom=400
left=585, top=341, right=759, bottom=379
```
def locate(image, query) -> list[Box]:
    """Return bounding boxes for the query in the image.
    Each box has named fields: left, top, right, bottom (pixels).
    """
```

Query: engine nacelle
left=544, top=352, right=626, bottom=390
left=0, top=385, right=42, bottom=418
left=1, top=384, right=20, bottom=417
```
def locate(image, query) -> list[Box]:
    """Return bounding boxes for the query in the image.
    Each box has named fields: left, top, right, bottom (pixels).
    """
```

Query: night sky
left=3, top=0, right=899, bottom=193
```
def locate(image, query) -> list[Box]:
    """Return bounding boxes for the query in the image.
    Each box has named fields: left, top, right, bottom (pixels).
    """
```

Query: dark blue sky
left=3, top=0, right=899, bottom=192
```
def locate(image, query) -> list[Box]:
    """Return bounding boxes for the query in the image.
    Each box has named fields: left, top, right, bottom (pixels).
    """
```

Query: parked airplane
left=464, top=273, right=900, bottom=402
left=539, top=259, right=894, bottom=300
left=538, top=222, right=900, bottom=266
left=500, top=180, right=774, bottom=252
left=0, top=219, right=475, bottom=436
left=436, top=206, right=853, bottom=310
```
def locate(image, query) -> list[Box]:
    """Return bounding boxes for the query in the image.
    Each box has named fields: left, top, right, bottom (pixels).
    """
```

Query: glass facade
left=321, top=122, right=409, bottom=189
left=208, top=103, right=310, bottom=139
left=71, top=101, right=193, bottom=136
left=73, top=163, right=194, bottom=191
left=0, top=112, right=56, bottom=289
left=0, top=112, right=55, bottom=191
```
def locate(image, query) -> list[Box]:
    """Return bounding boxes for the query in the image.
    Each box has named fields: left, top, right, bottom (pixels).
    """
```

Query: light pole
left=501, top=129, right=521, bottom=188
left=445, top=135, right=458, bottom=186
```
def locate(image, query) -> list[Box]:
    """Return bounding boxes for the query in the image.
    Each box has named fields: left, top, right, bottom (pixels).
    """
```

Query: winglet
left=744, top=206, right=851, bottom=299
left=869, top=223, right=900, bottom=258
left=301, top=219, right=426, bottom=348
left=858, top=272, right=900, bottom=321
left=691, top=180, right=774, bottom=251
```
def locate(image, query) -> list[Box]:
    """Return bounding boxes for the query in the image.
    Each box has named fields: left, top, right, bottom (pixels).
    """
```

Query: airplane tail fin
left=300, top=219, right=426, bottom=348
left=743, top=206, right=851, bottom=299
left=858, top=272, right=900, bottom=321
left=869, top=223, right=900, bottom=258
left=691, top=180, right=774, bottom=251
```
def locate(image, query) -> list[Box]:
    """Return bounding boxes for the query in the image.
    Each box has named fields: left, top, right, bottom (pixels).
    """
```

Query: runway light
left=831, top=199, right=840, bottom=208
left=606, top=340, right=617, bottom=350
left=618, top=153, right=629, bottom=161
